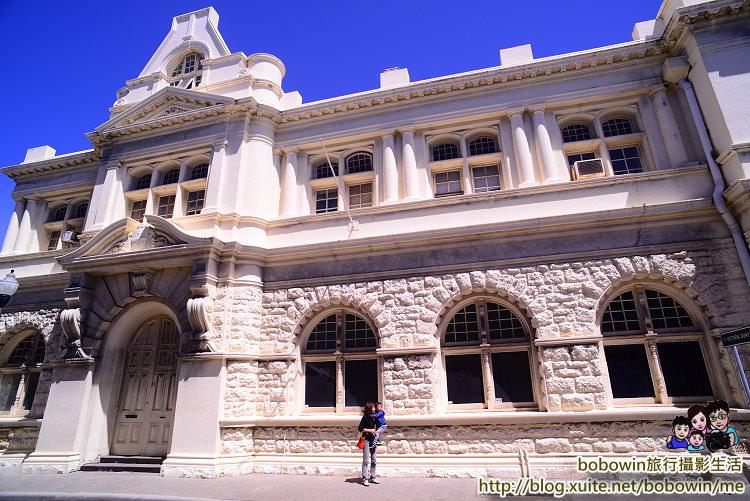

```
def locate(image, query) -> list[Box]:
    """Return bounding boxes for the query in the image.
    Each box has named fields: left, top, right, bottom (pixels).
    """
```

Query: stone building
left=1, top=0, right=750, bottom=478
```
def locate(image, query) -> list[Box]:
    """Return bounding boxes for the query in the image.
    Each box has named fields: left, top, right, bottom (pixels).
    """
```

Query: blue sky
left=0, top=0, right=662, bottom=235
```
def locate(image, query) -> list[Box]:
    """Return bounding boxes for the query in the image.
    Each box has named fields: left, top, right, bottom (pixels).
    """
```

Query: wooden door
left=111, top=317, right=179, bottom=456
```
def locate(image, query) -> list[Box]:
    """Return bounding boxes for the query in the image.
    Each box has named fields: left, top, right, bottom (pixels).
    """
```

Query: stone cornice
left=1, top=150, right=99, bottom=180
left=275, top=40, right=665, bottom=125
left=662, top=0, right=749, bottom=47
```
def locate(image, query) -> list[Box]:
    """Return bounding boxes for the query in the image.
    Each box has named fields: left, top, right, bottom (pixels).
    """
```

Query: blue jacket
left=372, top=410, right=386, bottom=427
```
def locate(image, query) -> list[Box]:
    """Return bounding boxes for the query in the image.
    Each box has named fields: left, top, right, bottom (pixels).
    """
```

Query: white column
left=203, top=140, right=228, bottom=214
left=382, top=132, right=399, bottom=203
left=172, top=161, right=187, bottom=219
left=651, top=87, right=688, bottom=168
left=1, top=200, right=26, bottom=253
left=400, top=128, right=419, bottom=200
left=29, top=199, right=48, bottom=252
left=58, top=202, right=74, bottom=250
left=498, top=117, right=517, bottom=189
left=509, top=110, right=537, bottom=187
left=459, top=134, right=473, bottom=195
left=544, top=110, right=571, bottom=181
left=593, top=117, right=615, bottom=177
left=13, top=199, right=40, bottom=253
left=531, top=106, right=568, bottom=184
left=280, top=149, right=298, bottom=217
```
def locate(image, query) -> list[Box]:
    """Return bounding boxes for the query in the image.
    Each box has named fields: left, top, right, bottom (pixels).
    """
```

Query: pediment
left=96, top=87, right=235, bottom=133
left=59, top=215, right=212, bottom=264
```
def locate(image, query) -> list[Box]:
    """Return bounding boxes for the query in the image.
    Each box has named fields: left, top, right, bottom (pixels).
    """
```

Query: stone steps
left=79, top=455, right=164, bottom=473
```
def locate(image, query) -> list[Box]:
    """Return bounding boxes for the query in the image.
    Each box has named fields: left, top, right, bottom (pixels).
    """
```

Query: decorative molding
left=60, top=282, right=93, bottom=360
left=130, top=272, right=152, bottom=296
left=185, top=296, right=214, bottom=353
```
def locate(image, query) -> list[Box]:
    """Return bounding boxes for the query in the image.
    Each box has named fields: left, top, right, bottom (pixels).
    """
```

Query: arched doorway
left=110, top=316, right=179, bottom=456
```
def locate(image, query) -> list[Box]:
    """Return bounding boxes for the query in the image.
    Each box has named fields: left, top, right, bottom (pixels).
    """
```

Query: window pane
left=314, top=162, right=338, bottom=179
left=472, top=165, right=501, bottom=193
left=561, top=124, right=593, bottom=143
left=0, top=374, right=21, bottom=411
left=492, top=351, right=534, bottom=403
left=190, top=163, right=209, bottom=180
left=349, top=183, right=373, bottom=209
left=134, top=174, right=151, bottom=190
left=305, top=314, right=337, bottom=353
left=657, top=341, right=712, bottom=397
left=604, top=344, right=654, bottom=398
left=345, top=359, right=377, bottom=407
left=130, top=200, right=147, bottom=221
left=344, top=314, right=376, bottom=351
left=601, top=291, right=641, bottom=333
left=468, top=137, right=498, bottom=156
left=431, top=143, right=460, bottom=161
left=315, top=189, right=338, bottom=213
left=162, top=169, right=180, bottom=185
left=486, top=302, right=526, bottom=341
left=305, top=361, right=336, bottom=407
left=22, top=372, right=40, bottom=410
left=567, top=152, right=597, bottom=166
left=645, top=290, right=693, bottom=329
left=445, top=354, right=484, bottom=404
left=157, top=195, right=175, bottom=218
left=434, top=170, right=463, bottom=196
left=445, top=304, right=480, bottom=345
left=185, top=190, right=205, bottom=216
left=609, top=147, right=643, bottom=175
left=346, top=153, right=373, bottom=174
left=75, top=202, right=88, bottom=219
left=602, top=118, right=633, bottom=137
left=8, top=336, right=35, bottom=365
left=47, top=231, right=60, bottom=251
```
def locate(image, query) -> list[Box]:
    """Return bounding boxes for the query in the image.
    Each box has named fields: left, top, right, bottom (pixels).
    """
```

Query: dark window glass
left=601, top=291, right=642, bottom=333
left=434, top=170, right=462, bottom=196
left=432, top=143, right=460, bottom=161
left=348, top=183, right=373, bottom=209
left=561, top=123, right=593, bottom=143
left=645, top=290, right=693, bottom=330
left=658, top=341, right=712, bottom=397
left=492, top=351, right=534, bottom=402
left=609, top=147, right=643, bottom=175
left=185, top=190, right=205, bottom=216
left=157, top=195, right=176, bottom=218
left=0, top=374, right=21, bottom=411
left=21, top=372, right=40, bottom=410
left=314, top=162, right=338, bottom=179
left=305, top=361, right=336, bottom=407
left=305, top=315, right=337, bottom=353
left=134, top=174, right=151, bottom=190
left=7, top=337, right=36, bottom=365
left=130, top=200, right=147, bottom=221
left=47, top=231, right=60, bottom=251
left=468, top=137, right=498, bottom=156
left=604, top=344, right=655, bottom=398
left=345, top=153, right=373, bottom=174
left=161, top=169, right=180, bottom=185
left=602, top=118, right=634, bottom=137
left=445, top=354, right=484, bottom=404
left=567, top=152, right=597, bottom=166
left=472, top=165, right=501, bottom=193
left=344, top=314, right=376, bottom=351
left=49, top=206, right=67, bottom=222
left=315, top=189, right=338, bottom=214
left=486, top=303, right=526, bottom=342
left=190, top=163, right=209, bottom=180
left=344, top=359, right=377, bottom=407
left=74, top=202, right=88, bottom=219
left=445, top=304, right=480, bottom=345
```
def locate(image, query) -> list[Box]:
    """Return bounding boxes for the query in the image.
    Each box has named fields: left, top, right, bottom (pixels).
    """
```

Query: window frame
left=440, top=297, right=537, bottom=411
left=599, top=285, right=714, bottom=406
left=301, top=309, right=380, bottom=414
left=185, top=189, right=205, bottom=216
left=0, top=331, right=45, bottom=417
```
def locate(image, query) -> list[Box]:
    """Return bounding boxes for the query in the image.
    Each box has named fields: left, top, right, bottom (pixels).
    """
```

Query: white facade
left=1, top=1, right=750, bottom=477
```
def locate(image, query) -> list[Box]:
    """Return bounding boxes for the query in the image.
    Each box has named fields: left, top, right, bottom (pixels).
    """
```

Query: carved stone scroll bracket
left=185, top=295, right=215, bottom=353
left=61, top=278, right=94, bottom=360
left=130, top=272, right=152, bottom=297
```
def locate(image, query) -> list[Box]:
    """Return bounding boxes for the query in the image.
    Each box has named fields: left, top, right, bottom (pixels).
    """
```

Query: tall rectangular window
left=305, top=361, right=336, bottom=407
left=434, top=170, right=463, bottom=197
left=491, top=351, right=533, bottom=403
left=344, top=359, right=377, bottom=407
left=185, top=190, right=205, bottom=216
left=130, top=200, right=147, bottom=221
left=604, top=344, right=655, bottom=399
left=47, top=230, right=60, bottom=251
left=472, top=165, right=501, bottom=193
left=348, top=183, right=372, bottom=209
left=157, top=195, right=176, bottom=218
left=609, top=147, right=643, bottom=175
left=315, top=188, right=338, bottom=214
left=445, top=354, right=484, bottom=404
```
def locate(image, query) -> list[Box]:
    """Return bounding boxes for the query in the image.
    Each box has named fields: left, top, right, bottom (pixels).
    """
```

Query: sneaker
left=362, top=479, right=369, bottom=486
left=370, top=478, right=379, bottom=484
left=374, top=440, right=383, bottom=446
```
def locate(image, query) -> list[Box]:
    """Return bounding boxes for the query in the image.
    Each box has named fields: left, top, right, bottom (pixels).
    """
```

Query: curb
left=0, top=494, right=228, bottom=501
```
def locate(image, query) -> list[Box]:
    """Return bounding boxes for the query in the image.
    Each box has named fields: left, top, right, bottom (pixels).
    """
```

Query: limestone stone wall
left=542, top=345, right=607, bottom=411
left=211, top=285, right=262, bottom=353
left=224, top=361, right=258, bottom=417
left=382, top=355, right=436, bottom=414
left=0, top=426, right=40, bottom=458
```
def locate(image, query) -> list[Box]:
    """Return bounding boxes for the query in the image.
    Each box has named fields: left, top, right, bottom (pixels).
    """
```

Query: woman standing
left=358, top=401, right=378, bottom=486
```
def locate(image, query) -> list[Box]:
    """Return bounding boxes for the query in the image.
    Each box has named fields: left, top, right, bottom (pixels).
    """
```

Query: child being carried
left=372, top=401, right=387, bottom=446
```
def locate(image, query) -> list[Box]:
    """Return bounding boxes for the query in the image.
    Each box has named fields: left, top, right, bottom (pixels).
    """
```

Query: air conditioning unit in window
left=572, top=158, right=605, bottom=180
left=61, top=231, right=79, bottom=244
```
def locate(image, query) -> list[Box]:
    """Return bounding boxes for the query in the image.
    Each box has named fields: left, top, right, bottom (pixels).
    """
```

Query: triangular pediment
left=59, top=215, right=212, bottom=265
left=96, top=87, right=235, bottom=133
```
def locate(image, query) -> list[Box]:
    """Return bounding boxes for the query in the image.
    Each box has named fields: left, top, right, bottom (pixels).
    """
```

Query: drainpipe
left=678, top=78, right=750, bottom=405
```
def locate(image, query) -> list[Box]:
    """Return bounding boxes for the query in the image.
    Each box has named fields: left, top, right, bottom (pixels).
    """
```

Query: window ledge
left=220, top=407, right=750, bottom=428
left=0, top=417, right=42, bottom=428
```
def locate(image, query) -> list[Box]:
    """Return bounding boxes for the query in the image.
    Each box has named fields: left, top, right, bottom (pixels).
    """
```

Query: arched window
left=441, top=299, right=534, bottom=409
left=600, top=287, right=713, bottom=403
left=431, top=142, right=460, bottom=162
left=0, top=332, right=45, bottom=416
left=74, top=201, right=88, bottom=219
left=48, top=206, right=67, bottom=222
left=345, top=152, right=373, bottom=174
left=170, top=52, right=205, bottom=89
left=133, top=173, right=152, bottom=190
left=468, top=136, right=498, bottom=156
left=601, top=117, right=634, bottom=137
left=190, top=163, right=209, bottom=180
left=302, top=311, right=378, bottom=411
left=313, top=161, right=338, bottom=180
left=161, top=168, right=180, bottom=185
left=561, top=123, right=593, bottom=143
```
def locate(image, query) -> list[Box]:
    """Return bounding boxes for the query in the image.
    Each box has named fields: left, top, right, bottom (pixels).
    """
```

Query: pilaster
left=651, top=87, right=688, bottom=168
left=280, top=149, right=298, bottom=217
left=508, top=109, right=538, bottom=187
left=1, top=199, right=26, bottom=254
left=400, top=128, right=420, bottom=201
left=382, top=132, right=399, bottom=203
